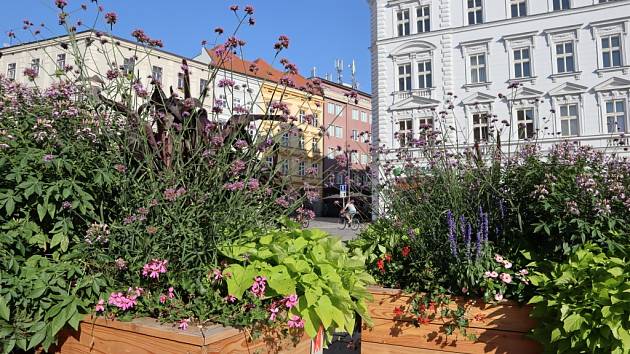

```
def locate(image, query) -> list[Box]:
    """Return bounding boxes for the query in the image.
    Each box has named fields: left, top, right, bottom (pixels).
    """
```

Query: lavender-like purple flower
left=460, top=215, right=472, bottom=260
left=446, top=210, right=458, bottom=257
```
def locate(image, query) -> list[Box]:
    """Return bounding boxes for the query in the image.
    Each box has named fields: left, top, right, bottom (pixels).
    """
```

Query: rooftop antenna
left=325, top=73, right=331, bottom=81
left=335, top=59, right=344, bottom=84
left=310, top=66, right=317, bottom=78
left=349, top=59, right=358, bottom=89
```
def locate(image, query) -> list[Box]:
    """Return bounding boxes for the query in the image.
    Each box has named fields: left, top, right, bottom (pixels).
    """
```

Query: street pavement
left=307, top=217, right=363, bottom=242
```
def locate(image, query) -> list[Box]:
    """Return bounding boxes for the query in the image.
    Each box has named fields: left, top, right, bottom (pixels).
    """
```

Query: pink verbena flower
left=247, top=179, right=260, bottom=191
left=95, top=299, right=105, bottom=312
left=244, top=5, right=254, bottom=15
left=224, top=181, right=245, bottom=191
left=230, top=160, right=246, bottom=175
left=275, top=197, right=290, bottom=208
left=284, top=294, right=298, bottom=309
left=287, top=315, right=304, bottom=329
left=234, top=139, right=248, bottom=149
left=104, top=12, right=117, bottom=25
left=142, top=259, right=168, bottom=279
left=178, top=318, right=190, bottom=330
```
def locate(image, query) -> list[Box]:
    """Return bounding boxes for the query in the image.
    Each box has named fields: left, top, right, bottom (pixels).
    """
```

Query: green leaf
left=267, top=269, right=296, bottom=296
left=607, top=267, right=623, bottom=277
left=5, top=198, right=15, bottom=216
left=0, top=297, right=9, bottom=321
left=314, top=295, right=334, bottom=329
left=563, top=313, right=585, bottom=333
left=301, top=307, right=321, bottom=338
left=551, top=328, right=562, bottom=343
left=224, top=264, right=256, bottom=299
left=27, top=325, right=47, bottom=350
left=528, top=295, right=545, bottom=304
left=37, top=204, right=47, bottom=222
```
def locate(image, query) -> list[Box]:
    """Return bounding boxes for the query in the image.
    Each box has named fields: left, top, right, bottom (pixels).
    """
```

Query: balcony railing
left=394, top=88, right=432, bottom=101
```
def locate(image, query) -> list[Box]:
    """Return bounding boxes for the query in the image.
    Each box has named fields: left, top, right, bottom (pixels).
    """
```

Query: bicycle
left=338, top=212, right=360, bottom=231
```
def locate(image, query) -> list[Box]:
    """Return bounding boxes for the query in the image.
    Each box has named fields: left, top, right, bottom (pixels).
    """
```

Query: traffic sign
left=339, top=184, right=347, bottom=198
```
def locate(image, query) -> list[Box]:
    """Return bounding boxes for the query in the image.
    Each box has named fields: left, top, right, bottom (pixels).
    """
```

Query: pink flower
left=230, top=160, right=246, bottom=175
left=168, top=287, right=175, bottom=299
left=269, top=305, right=279, bottom=321
left=275, top=197, right=290, bottom=208
left=247, top=179, right=260, bottom=191
left=55, top=0, right=67, bottom=9
left=224, top=181, right=245, bottom=191
left=225, top=295, right=237, bottom=303
left=159, top=294, right=167, bottom=304
left=519, top=269, right=529, bottom=275
left=142, top=259, right=168, bottom=279
left=108, top=291, right=138, bottom=311
left=499, top=273, right=512, bottom=284
left=494, top=293, right=504, bottom=301
left=287, top=315, right=304, bottom=329
left=95, top=299, right=105, bottom=312
left=178, top=319, right=190, bottom=330
left=212, top=269, right=223, bottom=281
left=244, top=5, right=254, bottom=15
left=104, top=12, right=117, bottom=25
left=274, top=35, right=290, bottom=51
left=218, top=78, right=235, bottom=88
left=234, top=139, right=248, bottom=149
left=251, top=276, right=267, bottom=298
left=489, top=271, right=498, bottom=278
left=229, top=5, right=239, bottom=11
left=285, top=294, right=298, bottom=309
left=494, top=254, right=504, bottom=263
left=503, top=261, right=513, bottom=269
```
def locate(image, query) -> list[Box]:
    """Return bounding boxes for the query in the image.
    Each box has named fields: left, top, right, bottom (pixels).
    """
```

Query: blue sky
left=1, top=0, right=372, bottom=92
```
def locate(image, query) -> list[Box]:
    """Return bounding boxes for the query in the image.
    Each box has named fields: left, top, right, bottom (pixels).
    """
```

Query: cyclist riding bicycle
left=340, top=199, right=357, bottom=224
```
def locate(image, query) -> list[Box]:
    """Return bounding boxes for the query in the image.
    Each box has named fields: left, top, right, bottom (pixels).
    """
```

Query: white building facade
left=368, top=0, right=630, bottom=156
left=0, top=31, right=264, bottom=122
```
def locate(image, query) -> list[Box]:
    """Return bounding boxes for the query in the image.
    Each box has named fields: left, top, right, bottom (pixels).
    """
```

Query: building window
left=335, top=104, right=343, bottom=115
left=31, top=58, right=40, bottom=75
left=311, top=139, right=319, bottom=152
left=281, top=160, right=289, bottom=175
left=123, top=57, right=135, bottom=75
left=327, top=147, right=335, bottom=158
left=467, top=0, right=483, bottom=25
left=266, top=156, right=274, bottom=167
left=281, top=133, right=290, bottom=146
left=152, top=66, right=163, bottom=85
left=397, top=63, right=412, bottom=91
left=312, top=113, right=319, bottom=127
left=56, top=53, right=66, bottom=69
left=298, top=135, right=305, bottom=149
left=556, top=42, right=575, bottom=73
left=559, top=104, right=579, bottom=136
left=361, top=111, right=368, bottom=122
left=417, top=6, right=430, bottom=33
left=601, top=35, right=622, bottom=68
left=553, top=0, right=570, bottom=10
left=335, top=173, right=345, bottom=185
left=417, top=61, right=432, bottom=88
left=513, top=48, right=531, bottom=78
left=361, top=154, right=369, bottom=164
left=298, top=161, right=306, bottom=176
left=606, top=99, right=626, bottom=133
left=352, top=130, right=359, bottom=141
left=298, top=110, right=306, bottom=124
left=418, top=117, right=434, bottom=137
left=470, top=54, right=487, bottom=83
left=510, top=0, right=527, bottom=17
left=517, top=108, right=535, bottom=139
left=396, top=9, right=410, bottom=37
left=350, top=152, right=358, bottom=164
left=177, top=73, right=185, bottom=89
left=352, top=109, right=359, bottom=120
left=200, top=79, right=208, bottom=95
left=472, top=113, right=489, bottom=142
left=335, top=126, right=343, bottom=138
left=311, top=163, right=319, bottom=175
left=327, top=103, right=335, bottom=114
left=398, top=119, right=413, bottom=146
left=6, top=63, right=16, bottom=80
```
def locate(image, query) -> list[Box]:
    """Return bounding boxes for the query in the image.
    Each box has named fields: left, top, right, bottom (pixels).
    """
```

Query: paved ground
left=308, top=217, right=364, bottom=241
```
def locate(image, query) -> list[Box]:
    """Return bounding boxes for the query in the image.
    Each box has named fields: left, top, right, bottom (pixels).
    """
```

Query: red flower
left=401, top=246, right=411, bottom=257
left=376, top=259, right=385, bottom=272
left=393, top=306, right=404, bottom=317
left=428, top=302, right=436, bottom=313
left=418, top=316, right=431, bottom=325
left=384, top=254, right=392, bottom=262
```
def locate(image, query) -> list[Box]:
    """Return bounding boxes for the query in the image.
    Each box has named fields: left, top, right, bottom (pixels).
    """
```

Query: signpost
left=339, top=184, right=347, bottom=198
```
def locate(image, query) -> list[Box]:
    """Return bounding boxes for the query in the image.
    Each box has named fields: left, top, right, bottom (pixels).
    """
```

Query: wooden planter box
left=50, top=316, right=312, bottom=354
left=362, top=287, right=542, bottom=354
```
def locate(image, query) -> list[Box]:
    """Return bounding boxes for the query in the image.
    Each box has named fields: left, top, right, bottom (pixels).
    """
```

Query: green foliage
left=219, top=222, right=375, bottom=342
left=528, top=244, right=630, bottom=353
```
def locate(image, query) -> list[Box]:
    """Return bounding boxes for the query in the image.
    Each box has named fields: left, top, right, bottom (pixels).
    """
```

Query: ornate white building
left=368, top=0, right=630, bottom=156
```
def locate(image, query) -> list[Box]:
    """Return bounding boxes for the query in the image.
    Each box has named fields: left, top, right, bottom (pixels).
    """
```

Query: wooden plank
left=362, top=341, right=466, bottom=354
left=209, top=331, right=311, bottom=354
left=52, top=321, right=203, bottom=354
left=362, top=318, right=542, bottom=354
left=369, top=293, right=536, bottom=333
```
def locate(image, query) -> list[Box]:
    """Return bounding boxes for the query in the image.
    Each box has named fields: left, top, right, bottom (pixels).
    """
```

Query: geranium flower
left=142, top=259, right=168, bottom=279
left=251, top=276, right=267, bottom=298
left=401, top=246, right=411, bottom=257
left=178, top=319, right=190, bottom=330
left=287, top=315, right=304, bottom=329
left=285, top=294, right=298, bottom=309
left=225, top=295, right=237, bottom=303
left=269, top=305, right=279, bottom=321
left=393, top=306, right=404, bottom=317
left=418, top=316, right=430, bottom=325
left=95, top=299, right=105, bottom=312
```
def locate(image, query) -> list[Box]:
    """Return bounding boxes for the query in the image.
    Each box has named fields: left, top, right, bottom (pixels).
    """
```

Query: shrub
left=528, top=244, right=630, bottom=353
